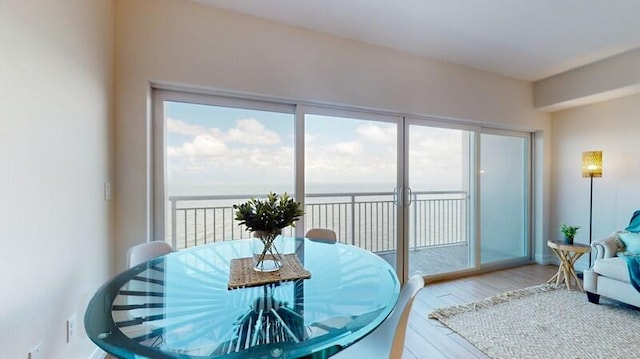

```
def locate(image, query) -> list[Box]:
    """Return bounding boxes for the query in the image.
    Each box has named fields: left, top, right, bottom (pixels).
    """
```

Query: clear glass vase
left=252, top=230, right=283, bottom=272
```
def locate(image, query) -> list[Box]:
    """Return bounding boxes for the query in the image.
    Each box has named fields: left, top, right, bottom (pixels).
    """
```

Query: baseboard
left=90, top=347, right=107, bottom=359
left=535, top=253, right=556, bottom=265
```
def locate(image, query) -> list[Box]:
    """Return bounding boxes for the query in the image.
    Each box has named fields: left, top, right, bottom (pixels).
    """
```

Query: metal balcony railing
left=167, top=191, right=468, bottom=252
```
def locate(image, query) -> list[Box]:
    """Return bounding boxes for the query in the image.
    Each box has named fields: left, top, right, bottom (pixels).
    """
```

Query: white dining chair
left=305, top=228, right=337, bottom=242
left=332, top=275, right=425, bottom=359
left=127, top=241, right=174, bottom=268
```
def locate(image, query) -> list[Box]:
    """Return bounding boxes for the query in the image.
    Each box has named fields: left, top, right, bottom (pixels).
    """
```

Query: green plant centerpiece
left=234, top=192, right=304, bottom=272
left=560, top=224, right=580, bottom=244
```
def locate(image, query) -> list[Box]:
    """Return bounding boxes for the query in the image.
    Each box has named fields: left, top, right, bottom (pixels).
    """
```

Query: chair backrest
left=127, top=241, right=174, bottom=268
left=387, top=275, right=424, bottom=358
left=305, top=228, right=337, bottom=242
left=332, top=274, right=424, bottom=358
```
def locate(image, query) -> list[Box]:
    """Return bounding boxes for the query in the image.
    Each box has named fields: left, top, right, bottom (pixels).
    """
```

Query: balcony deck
left=376, top=243, right=470, bottom=276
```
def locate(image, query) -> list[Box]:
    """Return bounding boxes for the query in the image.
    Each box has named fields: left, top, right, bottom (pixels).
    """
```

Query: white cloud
left=243, top=146, right=294, bottom=170
left=166, top=117, right=291, bottom=188
left=167, top=118, right=283, bottom=159
left=168, top=145, right=295, bottom=186
left=166, top=117, right=463, bottom=190
left=332, top=141, right=363, bottom=155
left=167, top=117, right=206, bottom=136
left=357, top=123, right=396, bottom=145
left=227, top=118, right=280, bottom=145
left=302, top=123, right=398, bottom=183
left=168, top=134, right=227, bottom=157
left=304, top=133, right=320, bottom=144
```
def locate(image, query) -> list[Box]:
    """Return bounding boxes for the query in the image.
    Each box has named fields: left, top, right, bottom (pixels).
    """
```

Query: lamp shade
left=582, top=150, right=603, bottom=178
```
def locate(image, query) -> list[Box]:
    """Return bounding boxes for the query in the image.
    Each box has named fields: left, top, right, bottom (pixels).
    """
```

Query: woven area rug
left=428, top=284, right=640, bottom=359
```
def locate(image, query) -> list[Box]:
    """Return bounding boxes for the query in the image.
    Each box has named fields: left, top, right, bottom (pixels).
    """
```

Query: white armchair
left=583, top=231, right=640, bottom=307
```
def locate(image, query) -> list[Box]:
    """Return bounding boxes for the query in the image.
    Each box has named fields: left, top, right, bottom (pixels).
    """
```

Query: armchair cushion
left=592, top=257, right=630, bottom=283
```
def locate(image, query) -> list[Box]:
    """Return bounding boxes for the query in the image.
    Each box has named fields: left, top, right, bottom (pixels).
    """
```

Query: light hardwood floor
left=106, top=264, right=559, bottom=359
left=402, top=264, right=558, bottom=358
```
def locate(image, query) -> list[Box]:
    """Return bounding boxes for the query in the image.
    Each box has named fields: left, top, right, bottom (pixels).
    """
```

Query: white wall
left=534, top=49, right=640, bottom=111
left=551, top=93, right=640, bottom=270
left=0, top=0, right=114, bottom=358
left=114, top=0, right=551, bottom=271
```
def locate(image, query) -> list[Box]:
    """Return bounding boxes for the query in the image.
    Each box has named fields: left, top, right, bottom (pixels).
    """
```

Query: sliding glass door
left=153, top=89, right=533, bottom=282
left=304, top=109, right=402, bottom=272
left=405, top=120, right=475, bottom=277
left=480, top=131, right=530, bottom=264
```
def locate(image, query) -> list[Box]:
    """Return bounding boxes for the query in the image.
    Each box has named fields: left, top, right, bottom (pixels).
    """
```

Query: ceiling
left=191, top=0, right=640, bottom=81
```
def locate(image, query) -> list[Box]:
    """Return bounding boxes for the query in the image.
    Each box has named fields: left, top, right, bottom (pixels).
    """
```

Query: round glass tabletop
left=85, top=238, right=400, bottom=358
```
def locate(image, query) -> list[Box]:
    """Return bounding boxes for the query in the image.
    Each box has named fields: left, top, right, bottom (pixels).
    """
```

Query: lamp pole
left=588, top=173, right=594, bottom=268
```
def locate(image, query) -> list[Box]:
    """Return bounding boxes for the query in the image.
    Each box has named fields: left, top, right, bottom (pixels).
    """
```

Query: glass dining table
left=85, top=238, right=400, bottom=358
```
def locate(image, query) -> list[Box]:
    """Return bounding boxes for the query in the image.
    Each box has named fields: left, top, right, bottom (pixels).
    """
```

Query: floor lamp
left=582, top=150, right=603, bottom=268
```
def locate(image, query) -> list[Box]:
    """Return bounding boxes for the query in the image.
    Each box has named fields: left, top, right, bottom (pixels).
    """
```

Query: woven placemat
left=228, top=254, right=311, bottom=289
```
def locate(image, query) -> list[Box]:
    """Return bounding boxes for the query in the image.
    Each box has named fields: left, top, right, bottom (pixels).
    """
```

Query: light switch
left=104, top=182, right=112, bottom=201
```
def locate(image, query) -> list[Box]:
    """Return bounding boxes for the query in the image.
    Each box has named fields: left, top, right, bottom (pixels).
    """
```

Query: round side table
left=546, top=240, right=591, bottom=291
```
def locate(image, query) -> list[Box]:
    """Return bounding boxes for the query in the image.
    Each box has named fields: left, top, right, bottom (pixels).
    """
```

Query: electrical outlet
left=28, top=342, right=42, bottom=359
left=66, top=313, right=78, bottom=343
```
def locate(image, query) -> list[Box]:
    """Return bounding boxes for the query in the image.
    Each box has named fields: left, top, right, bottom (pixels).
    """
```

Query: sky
left=165, top=101, right=466, bottom=196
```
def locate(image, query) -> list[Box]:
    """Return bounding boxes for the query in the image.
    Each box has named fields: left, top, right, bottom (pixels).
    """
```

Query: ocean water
left=168, top=182, right=398, bottom=198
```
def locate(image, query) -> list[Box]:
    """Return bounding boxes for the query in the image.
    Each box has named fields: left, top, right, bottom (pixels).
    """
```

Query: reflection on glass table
left=85, top=238, right=400, bottom=358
